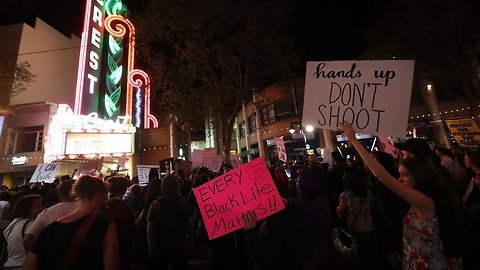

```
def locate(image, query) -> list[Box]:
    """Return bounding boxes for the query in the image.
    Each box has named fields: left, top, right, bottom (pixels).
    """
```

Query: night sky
left=292, top=1, right=372, bottom=62
left=0, top=0, right=371, bottom=63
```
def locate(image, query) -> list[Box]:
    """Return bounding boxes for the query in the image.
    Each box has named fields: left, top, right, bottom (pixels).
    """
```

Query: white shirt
left=0, top=201, right=11, bottom=230
left=3, top=218, right=32, bottom=267
left=0, top=201, right=11, bottom=220
left=25, top=201, right=78, bottom=237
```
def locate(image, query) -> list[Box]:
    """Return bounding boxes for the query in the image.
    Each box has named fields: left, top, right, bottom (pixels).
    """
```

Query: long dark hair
left=343, top=165, right=368, bottom=198
left=142, top=177, right=162, bottom=212
left=400, top=156, right=464, bottom=257
left=161, top=175, right=180, bottom=200
left=399, top=157, right=457, bottom=203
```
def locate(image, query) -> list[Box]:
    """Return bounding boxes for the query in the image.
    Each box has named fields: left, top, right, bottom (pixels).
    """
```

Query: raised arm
left=338, top=122, right=435, bottom=219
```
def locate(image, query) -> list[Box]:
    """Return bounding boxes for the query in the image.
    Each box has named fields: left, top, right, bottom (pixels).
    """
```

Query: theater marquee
left=65, top=132, right=133, bottom=155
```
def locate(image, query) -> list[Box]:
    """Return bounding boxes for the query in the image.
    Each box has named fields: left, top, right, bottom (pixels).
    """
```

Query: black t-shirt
left=147, top=196, right=191, bottom=253
left=31, top=215, right=110, bottom=270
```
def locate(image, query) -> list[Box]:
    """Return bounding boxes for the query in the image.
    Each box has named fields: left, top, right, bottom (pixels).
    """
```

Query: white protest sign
left=30, top=163, right=61, bottom=183
left=137, top=165, right=159, bottom=186
left=317, top=147, right=332, bottom=166
left=303, top=60, right=415, bottom=138
left=274, top=137, right=287, bottom=163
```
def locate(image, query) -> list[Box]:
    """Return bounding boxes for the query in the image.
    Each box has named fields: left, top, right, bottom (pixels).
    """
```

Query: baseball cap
left=394, top=138, right=432, bottom=158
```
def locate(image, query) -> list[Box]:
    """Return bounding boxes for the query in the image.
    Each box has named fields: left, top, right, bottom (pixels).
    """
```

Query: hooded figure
left=297, top=171, right=320, bottom=196
left=161, top=175, right=179, bottom=198
left=146, top=175, right=193, bottom=270
left=291, top=168, right=334, bottom=269
left=293, top=168, right=332, bottom=239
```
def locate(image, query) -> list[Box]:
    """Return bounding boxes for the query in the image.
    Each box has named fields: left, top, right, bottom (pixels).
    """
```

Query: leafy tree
left=361, top=0, right=480, bottom=111
left=0, top=0, right=37, bottom=114
left=132, top=0, right=301, bottom=162
left=0, top=61, right=36, bottom=113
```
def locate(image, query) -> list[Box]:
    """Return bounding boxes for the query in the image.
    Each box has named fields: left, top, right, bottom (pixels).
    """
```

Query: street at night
left=0, top=0, right=479, bottom=269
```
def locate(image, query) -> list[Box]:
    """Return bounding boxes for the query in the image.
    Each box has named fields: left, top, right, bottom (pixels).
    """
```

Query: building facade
left=235, top=78, right=480, bottom=167
left=0, top=1, right=178, bottom=187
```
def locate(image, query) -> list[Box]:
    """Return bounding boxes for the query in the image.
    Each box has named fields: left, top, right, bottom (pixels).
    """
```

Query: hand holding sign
left=338, top=121, right=356, bottom=140
left=193, top=157, right=285, bottom=239
left=242, top=211, right=257, bottom=230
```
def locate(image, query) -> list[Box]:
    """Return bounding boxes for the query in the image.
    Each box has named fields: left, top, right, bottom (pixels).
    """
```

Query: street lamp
left=305, top=125, right=314, bottom=133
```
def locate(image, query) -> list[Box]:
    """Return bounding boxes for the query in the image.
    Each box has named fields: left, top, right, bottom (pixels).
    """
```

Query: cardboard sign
left=378, top=136, right=397, bottom=157
left=79, top=158, right=103, bottom=175
left=191, top=149, right=204, bottom=169
left=177, top=160, right=193, bottom=176
left=203, top=148, right=217, bottom=169
left=230, top=154, right=243, bottom=168
left=117, top=156, right=127, bottom=168
left=137, top=165, right=159, bottom=186
left=210, top=156, right=224, bottom=173
left=303, top=60, right=415, bottom=138
left=30, top=163, right=61, bottom=183
left=445, top=118, right=480, bottom=149
left=193, top=157, right=285, bottom=240
left=317, top=147, right=332, bottom=166
left=159, top=157, right=174, bottom=175
left=274, top=137, right=287, bottom=163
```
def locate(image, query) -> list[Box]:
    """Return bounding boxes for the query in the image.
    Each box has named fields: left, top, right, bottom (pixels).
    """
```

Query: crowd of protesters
left=0, top=130, right=478, bottom=269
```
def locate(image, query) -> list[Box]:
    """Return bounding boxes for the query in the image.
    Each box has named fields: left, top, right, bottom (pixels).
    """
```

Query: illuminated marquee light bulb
left=105, top=15, right=136, bottom=124
left=127, top=69, right=158, bottom=129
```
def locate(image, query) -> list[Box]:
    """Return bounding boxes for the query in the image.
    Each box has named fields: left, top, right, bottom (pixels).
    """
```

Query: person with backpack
left=336, top=165, right=380, bottom=270
left=23, top=175, right=120, bottom=270
left=3, top=194, right=42, bottom=270
left=147, top=175, right=193, bottom=270
left=23, top=180, right=77, bottom=251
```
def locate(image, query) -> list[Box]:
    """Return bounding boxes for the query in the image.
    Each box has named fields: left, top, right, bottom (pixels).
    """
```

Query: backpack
left=152, top=197, right=187, bottom=253
left=0, top=232, right=7, bottom=266
left=1, top=219, right=31, bottom=265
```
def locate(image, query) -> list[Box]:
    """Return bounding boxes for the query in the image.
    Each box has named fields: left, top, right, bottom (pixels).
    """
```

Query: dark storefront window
left=248, top=113, right=256, bottom=133
left=5, top=126, right=44, bottom=154
left=239, top=121, right=246, bottom=137
left=274, top=100, right=294, bottom=120
left=262, top=104, right=275, bottom=125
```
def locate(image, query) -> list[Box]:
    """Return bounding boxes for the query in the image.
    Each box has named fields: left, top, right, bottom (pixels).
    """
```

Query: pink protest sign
left=193, top=157, right=285, bottom=240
